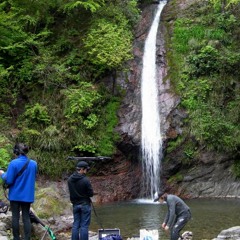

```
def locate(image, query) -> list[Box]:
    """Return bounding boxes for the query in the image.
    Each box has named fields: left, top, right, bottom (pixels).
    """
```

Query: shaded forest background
left=0, top=0, right=240, bottom=179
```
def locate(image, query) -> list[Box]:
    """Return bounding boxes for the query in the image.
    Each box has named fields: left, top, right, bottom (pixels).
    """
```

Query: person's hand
left=0, top=170, right=4, bottom=176
left=164, top=226, right=169, bottom=232
left=161, top=223, right=166, bottom=229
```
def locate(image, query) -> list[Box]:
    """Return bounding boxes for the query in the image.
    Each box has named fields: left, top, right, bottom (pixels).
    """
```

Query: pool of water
left=90, top=198, right=240, bottom=240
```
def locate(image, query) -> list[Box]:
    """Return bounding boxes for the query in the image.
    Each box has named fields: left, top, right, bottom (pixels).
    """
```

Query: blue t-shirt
left=1, top=155, right=37, bottom=202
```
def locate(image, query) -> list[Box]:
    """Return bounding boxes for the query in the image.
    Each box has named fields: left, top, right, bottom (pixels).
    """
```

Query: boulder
left=213, top=226, right=240, bottom=240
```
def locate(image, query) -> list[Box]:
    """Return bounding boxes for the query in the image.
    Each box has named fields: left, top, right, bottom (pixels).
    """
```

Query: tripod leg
left=40, top=227, right=48, bottom=240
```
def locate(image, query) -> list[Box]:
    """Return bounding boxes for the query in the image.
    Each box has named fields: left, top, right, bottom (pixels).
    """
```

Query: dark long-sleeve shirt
left=164, top=194, right=190, bottom=227
left=67, top=172, right=93, bottom=205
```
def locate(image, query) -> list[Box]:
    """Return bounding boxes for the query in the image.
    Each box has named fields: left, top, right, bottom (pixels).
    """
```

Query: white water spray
left=141, top=1, right=166, bottom=199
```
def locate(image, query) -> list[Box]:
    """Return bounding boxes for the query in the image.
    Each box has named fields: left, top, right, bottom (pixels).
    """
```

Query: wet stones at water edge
left=213, top=226, right=240, bottom=240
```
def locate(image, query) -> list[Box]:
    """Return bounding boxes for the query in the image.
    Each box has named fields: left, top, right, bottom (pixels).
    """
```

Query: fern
left=63, top=0, right=105, bottom=13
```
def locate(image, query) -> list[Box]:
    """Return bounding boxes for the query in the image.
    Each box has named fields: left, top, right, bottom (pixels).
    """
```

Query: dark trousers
left=171, top=210, right=191, bottom=240
left=71, top=204, right=91, bottom=240
left=10, top=201, right=31, bottom=240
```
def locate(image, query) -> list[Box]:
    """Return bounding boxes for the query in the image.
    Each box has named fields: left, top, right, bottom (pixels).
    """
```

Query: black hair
left=13, top=143, right=29, bottom=156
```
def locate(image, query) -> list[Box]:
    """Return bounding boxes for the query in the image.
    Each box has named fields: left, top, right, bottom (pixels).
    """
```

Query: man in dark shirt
left=68, top=161, right=94, bottom=240
left=154, top=192, right=191, bottom=240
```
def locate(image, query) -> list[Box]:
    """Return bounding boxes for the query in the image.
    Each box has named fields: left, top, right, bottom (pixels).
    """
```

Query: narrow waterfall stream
left=141, top=1, right=166, bottom=199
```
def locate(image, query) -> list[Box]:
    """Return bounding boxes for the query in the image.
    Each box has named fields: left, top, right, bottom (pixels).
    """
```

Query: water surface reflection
left=90, top=198, right=240, bottom=240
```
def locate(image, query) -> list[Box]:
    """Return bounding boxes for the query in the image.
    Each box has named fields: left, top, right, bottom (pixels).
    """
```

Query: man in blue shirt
left=154, top=191, right=191, bottom=240
left=0, top=143, right=37, bottom=240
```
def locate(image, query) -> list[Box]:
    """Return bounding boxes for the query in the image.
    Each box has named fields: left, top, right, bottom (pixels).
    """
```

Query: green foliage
left=166, top=136, right=184, bottom=155
left=0, top=148, right=11, bottom=169
left=63, top=0, right=105, bottom=13
left=0, top=135, right=12, bottom=169
left=82, top=2, right=136, bottom=73
left=210, top=0, right=240, bottom=11
left=168, top=173, right=184, bottom=184
left=63, top=82, right=101, bottom=123
left=83, top=113, right=98, bottom=129
left=23, top=103, right=51, bottom=127
left=8, top=0, right=58, bottom=26
left=0, top=0, right=140, bottom=178
left=1, top=0, right=240, bottom=181
left=168, top=1, right=240, bottom=153
left=97, top=98, right=121, bottom=156
left=189, top=104, right=239, bottom=151
left=172, top=18, right=205, bottom=54
left=166, top=136, right=197, bottom=165
left=118, top=0, right=140, bottom=26
left=96, top=0, right=140, bottom=27
left=31, top=149, right=72, bottom=178
left=232, top=159, right=240, bottom=178
left=183, top=141, right=197, bottom=162
left=72, top=144, right=96, bottom=155
left=31, top=51, right=70, bottom=89
left=187, top=45, right=220, bottom=77
left=180, top=77, right=212, bottom=110
left=17, top=128, right=41, bottom=146
left=215, top=13, right=237, bottom=31
left=37, top=125, right=62, bottom=151
left=83, top=18, right=133, bottom=70
left=66, top=95, right=121, bottom=157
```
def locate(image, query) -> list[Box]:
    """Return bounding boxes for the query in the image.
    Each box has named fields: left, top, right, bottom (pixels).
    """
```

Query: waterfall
left=141, top=1, right=166, bottom=199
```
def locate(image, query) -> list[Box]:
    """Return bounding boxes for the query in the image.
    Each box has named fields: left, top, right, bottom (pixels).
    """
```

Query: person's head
left=76, top=161, right=90, bottom=174
left=153, top=191, right=167, bottom=203
left=13, top=143, right=29, bottom=156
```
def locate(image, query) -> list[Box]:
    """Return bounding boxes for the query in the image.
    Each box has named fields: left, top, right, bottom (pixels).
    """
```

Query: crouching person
left=154, top=191, right=191, bottom=240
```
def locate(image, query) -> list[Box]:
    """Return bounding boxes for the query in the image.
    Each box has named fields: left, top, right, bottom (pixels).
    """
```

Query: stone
left=213, top=226, right=240, bottom=240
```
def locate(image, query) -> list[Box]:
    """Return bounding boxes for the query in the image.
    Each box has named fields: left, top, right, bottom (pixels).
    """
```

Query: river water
left=90, top=198, right=240, bottom=240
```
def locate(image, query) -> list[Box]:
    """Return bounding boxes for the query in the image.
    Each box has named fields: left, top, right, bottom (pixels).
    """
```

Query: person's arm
left=165, top=198, right=176, bottom=228
left=162, top=198, right=170, bottom=231
left=86, top=179, right=94, bottom=197
left=1, top=162, right=16, bottom=185
left=162, top=208, right=169, bottom=229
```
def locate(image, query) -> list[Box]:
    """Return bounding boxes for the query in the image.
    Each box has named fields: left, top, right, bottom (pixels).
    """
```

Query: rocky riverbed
left=1, top=208, right=240, bottom=240
left=1, top=203, right=240, bottom=240
left=1, top=179, right=240, bottom=240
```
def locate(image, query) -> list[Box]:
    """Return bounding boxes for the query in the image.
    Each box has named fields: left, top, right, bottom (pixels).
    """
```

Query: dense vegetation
left=1, top=0, right=240, bottom=178
left=166, top=0, right=240, bottom=174
left=0, top=0, right=141, bottom=177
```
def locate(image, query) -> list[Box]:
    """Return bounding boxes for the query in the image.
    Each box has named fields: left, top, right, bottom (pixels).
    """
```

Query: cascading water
left=141, top=1, right=166, bottom=199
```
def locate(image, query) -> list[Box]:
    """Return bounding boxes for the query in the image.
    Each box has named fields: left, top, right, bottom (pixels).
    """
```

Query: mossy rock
left=33, top=186, right=71, bottom=219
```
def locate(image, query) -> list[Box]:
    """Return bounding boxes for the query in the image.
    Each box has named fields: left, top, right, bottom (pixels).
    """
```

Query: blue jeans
left=171, top=210, right=191, bottom=240
left=10, top=201, right=31, bottom=240
left=71, top=204, right=91, bottom=240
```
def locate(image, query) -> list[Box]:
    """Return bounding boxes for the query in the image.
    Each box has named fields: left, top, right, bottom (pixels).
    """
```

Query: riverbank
left=1, top=204, right=240, bottom=240
left=1, top=178, right=240, bottom=239
left=34, top=179, right=240, bottom=240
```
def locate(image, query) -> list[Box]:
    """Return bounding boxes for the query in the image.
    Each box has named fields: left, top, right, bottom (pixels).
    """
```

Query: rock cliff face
left=91, top=0, right=240, bottom=202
